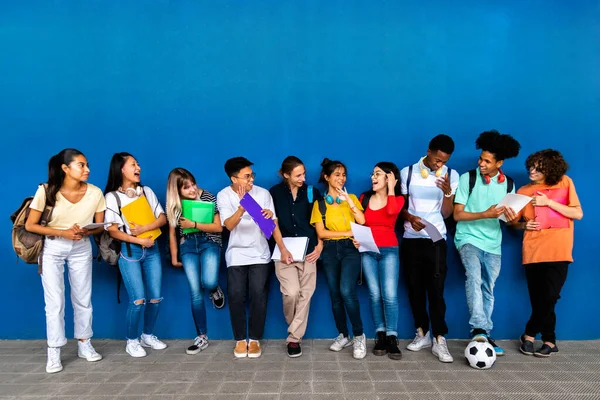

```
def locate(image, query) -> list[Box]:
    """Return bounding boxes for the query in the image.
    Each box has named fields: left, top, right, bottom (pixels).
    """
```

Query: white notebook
left=272, top=237, right=310, bottom=262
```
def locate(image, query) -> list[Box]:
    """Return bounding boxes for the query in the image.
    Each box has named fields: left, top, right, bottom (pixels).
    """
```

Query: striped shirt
left=400, top=161, right=459, bottom=240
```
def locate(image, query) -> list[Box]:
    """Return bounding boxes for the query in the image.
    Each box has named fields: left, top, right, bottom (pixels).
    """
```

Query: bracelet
left=444, top=192, right=453, bottom=198
left=194, top=222, right=198, bottom=229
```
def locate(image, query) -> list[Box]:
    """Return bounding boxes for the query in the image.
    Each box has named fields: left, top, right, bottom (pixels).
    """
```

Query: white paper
left=82, top=222, right=113, bottom=230
left=350, top=222, right=380, bottom=254
left=272, top=237, right=309, bottom=262
left=496, top=193, right=532, bottom=222
left=422, top=219, right=444, bottom=243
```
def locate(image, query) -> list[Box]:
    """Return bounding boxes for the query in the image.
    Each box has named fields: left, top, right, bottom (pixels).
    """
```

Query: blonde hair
left=166, top=168, right=199, bottom=228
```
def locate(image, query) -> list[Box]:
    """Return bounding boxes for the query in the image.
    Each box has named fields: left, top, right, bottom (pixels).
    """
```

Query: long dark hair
left=279, top=156, right=304, bottom=183
left=364, top=161, right=401, bottom=197
left=104, top=152, right=137, bottom=194
left=46, top=148, right=85, bottom=206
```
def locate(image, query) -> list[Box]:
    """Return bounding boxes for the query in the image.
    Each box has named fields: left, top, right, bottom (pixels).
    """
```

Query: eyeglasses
left=370, top=172, right=386, bottom=178
left=235, top=172, right=256, bottom=180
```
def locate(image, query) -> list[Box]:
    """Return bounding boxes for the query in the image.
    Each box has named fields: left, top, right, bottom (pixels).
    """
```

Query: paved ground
left=1, top=339, right=600, bottom=399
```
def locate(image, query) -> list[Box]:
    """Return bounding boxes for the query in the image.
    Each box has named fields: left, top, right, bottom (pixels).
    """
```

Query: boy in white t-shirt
left=217, top=157, right=292, bottom=359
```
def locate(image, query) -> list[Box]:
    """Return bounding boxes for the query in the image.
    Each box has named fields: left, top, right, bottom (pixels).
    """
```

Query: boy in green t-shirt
left=453, top=130, right=521, bottom=356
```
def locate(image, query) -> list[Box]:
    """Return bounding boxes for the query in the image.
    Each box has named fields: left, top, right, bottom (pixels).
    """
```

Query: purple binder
left=239, top=192, right=276, bottom=239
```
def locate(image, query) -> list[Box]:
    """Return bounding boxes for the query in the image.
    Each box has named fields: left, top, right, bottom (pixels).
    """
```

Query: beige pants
left=275, top=260, right=317, bottom=343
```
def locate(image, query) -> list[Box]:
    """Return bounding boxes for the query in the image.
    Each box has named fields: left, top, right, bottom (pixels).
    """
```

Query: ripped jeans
left=118, top=243, right=163, bottom=340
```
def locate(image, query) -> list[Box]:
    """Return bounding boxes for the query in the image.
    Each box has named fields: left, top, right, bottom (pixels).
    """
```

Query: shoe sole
left=287, top=351, right=302, bottom=358
left=140, top=343, right=168, bottom=350
left=353, top=353, right=367, bottom=360
left=373, top=349, right=387, bottom=356
left=78, top=353, right=103, bottom=362
left=248, top=352, right=261, bottom=359
left=472, top=335, right=488, bottom=343
left=406, top=344, right=432, bottom=352
left=533, top=352, right=554, bottom=358
left=126, top=350, right=147, bottom=358
left=330, top=342, right=353, bottom=352
left=387, top=353, right=402, bottom=360
left=519, top=348, right=533, bottom=356
left=46, top=366, right=63, bottom=374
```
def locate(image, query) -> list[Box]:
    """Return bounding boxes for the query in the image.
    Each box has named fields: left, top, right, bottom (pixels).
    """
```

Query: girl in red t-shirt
left=358, top=162, right=404, bottom=359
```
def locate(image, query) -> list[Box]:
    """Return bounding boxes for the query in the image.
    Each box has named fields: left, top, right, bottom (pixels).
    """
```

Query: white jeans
left=41, top=236, right=93, bottom=347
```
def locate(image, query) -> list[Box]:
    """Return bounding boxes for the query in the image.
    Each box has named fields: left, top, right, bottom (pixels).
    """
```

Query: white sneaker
left=46, top=347, right=63, bottom=374
left=140, top=333, right=168, bottom=350
left=126, top=339, right=147, bottom=358
left=186, top=336, right=209, bottom=355
left=353, top=334, right=367, bottom=359
left=329, top=333, right=353, bottom=352
left=78, top=339, right=103, bottom=362
left=407, top=328, right=432, bottom=351
left=432, top=336, right=454, bottom=363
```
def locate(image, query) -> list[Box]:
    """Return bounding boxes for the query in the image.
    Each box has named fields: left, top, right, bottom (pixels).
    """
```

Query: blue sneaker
left=487, top=337, right=504, bottom=356
left=471, top=328, right=488, bottom=343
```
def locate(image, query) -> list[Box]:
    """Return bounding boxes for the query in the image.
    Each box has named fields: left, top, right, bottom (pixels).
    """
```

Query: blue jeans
left=118, top=243, right=163, bottom=340
left=180, top=233, right=221, bottom=336
left=321, top=239, right=363, bottom=337
left=458, top=243, right=501, bottom=334
left=361, top=247, right=399, bottom=337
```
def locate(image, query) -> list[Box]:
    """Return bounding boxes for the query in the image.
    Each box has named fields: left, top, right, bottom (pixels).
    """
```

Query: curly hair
left=475, top=130, right=521, bottom=161
left=525, top=149, right=568, bottom=186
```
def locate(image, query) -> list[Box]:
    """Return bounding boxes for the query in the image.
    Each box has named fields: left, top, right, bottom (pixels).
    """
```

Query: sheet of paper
left=350, top=222, right=379, bottom=254
left=82, top=222, right=112, bottom=230
left=272, top=237, right=309, bottom=262
left=239, top=192, right=276, bottom=239
left=496, top=193, right=532, bottom=222
left=422, top=219, right=444, bottom=243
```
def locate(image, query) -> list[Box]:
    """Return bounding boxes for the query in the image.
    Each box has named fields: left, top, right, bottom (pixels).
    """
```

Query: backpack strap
left=406, top=165, right=413, bottom=201
left=40, top=183, right=55, bottom=227
left=360, top=191, right=372, bottom=211
left=506, top=175, right=514, bottom=193
left=317, top=198, right=328, bottom=229
left=111, top=191, right=132, bottom=257
left=307, top=185, right=313, bottom=203
left=468, top=169, right=477, bottom=197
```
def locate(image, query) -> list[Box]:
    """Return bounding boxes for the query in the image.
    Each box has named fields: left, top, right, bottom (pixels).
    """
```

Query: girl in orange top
left=513, top=149, right=583, bottom=357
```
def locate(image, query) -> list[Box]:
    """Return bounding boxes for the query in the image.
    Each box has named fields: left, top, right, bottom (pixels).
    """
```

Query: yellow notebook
left=120, top=196, right=162, bottom=240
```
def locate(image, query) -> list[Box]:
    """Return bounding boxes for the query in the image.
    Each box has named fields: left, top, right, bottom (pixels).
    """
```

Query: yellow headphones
left=419, top=156, right=442, bottom=179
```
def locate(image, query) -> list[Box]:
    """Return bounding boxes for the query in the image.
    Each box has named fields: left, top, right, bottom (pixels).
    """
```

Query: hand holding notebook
left=120, top=196, right=162, bottom=240
left=239, top=192, right=276, bottom=239
left=533, top=188, right=570, bottom=229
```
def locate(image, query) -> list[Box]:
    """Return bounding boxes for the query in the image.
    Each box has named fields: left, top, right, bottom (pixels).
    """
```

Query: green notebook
left=181, top=200, right=215, bottom=234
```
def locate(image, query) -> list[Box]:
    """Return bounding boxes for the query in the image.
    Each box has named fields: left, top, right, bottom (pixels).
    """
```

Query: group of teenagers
left=24, top=130, right=583, bottom=374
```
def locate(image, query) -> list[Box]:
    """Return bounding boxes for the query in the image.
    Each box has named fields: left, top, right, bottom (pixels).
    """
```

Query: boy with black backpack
left=400, top=134, right=459, bottom=363
left=453, top=130, right=520, bottom=356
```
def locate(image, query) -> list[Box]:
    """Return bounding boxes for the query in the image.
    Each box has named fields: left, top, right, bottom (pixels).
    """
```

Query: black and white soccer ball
left=464, top=340, right=496, bottom=369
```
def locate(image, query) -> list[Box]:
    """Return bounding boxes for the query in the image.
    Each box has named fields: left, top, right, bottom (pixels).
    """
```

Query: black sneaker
left=486, top=336, right=505, bottom=356
left=386, top=335, right=402, bottom=360
left=534, top=343, right=558, bottom=358
left=210, top=286, right=225, bottom=309
left=186, top=336, right=209, bottom=355
left=373, top=331, right=387, bottom=356
left=519, top=334, right=534, bottom=356
left=287, top=342, right=302, bottom=358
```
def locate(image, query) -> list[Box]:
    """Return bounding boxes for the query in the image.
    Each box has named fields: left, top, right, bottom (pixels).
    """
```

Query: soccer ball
left=464, top=341, right=496, bottom=370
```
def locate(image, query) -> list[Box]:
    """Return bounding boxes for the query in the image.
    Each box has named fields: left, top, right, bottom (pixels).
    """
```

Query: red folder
left=535, top=187, right=570, bottom=229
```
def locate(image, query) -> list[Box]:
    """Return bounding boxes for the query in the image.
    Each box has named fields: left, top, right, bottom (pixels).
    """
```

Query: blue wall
left=1, top=1, right=598, bottom=341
